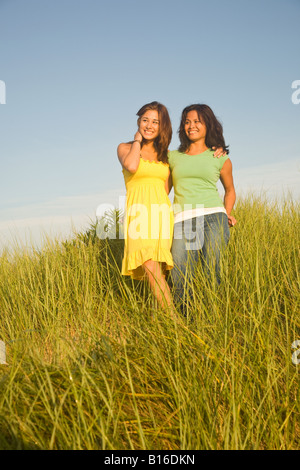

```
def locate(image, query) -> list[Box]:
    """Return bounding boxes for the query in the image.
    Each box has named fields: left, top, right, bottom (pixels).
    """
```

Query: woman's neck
left=186, top=141, right=208, bottom=155
left=141, top=141, right=157, bottom=159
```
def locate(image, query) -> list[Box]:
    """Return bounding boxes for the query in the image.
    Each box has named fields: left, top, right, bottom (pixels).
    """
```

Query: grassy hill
left=0, top=196, right=299, bottom=450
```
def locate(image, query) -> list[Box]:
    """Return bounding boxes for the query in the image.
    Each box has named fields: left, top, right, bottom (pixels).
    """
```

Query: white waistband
left=174, top=207, right=227, bottom=224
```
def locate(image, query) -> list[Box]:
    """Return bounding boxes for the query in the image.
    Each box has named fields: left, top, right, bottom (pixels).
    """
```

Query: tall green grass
left=0, top=196, right=299, bottom=450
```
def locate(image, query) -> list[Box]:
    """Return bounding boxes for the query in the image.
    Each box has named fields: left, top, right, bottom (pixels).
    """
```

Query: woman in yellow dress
left=117, top=101, right=174, bottom=311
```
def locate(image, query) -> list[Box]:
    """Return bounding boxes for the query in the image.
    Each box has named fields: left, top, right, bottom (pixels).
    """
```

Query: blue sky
left=0, top=0, right=299, bottom=249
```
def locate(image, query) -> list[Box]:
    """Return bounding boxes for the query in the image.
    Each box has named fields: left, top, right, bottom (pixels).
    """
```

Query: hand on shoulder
left=212, top=147, right=228, bottom=158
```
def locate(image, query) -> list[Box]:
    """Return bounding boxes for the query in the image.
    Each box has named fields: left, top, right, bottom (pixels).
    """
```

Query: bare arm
left=220, top=159, right=237, bottom=226
left=117, top=131, right=142, bottom=173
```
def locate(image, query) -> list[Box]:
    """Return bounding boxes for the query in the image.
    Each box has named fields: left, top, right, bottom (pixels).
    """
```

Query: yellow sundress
left=121, top=158, right=174, bottom=280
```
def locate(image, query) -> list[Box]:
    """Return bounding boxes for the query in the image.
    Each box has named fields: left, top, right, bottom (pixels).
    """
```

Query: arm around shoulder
left=165, top=169, right=173, bottom=195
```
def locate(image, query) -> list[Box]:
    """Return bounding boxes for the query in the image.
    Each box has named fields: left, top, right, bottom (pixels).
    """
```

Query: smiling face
left=184, top=110, right=207, bottom=142
left=138, top=110, right=160, bottom=141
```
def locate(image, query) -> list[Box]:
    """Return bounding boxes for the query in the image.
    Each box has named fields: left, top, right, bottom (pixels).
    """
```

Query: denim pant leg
left=201, top=212, right=230, bottom=284
left=170, top=217, right=204, bottom=307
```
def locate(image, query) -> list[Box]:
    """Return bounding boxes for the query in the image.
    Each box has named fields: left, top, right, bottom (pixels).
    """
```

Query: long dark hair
left=178, top=104, right=229, bottom=154
left=136, top=101, right=172, bottom=163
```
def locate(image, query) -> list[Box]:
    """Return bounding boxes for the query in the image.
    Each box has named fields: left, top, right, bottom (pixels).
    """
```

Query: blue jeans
left=170, top=212, right=230, bottom=307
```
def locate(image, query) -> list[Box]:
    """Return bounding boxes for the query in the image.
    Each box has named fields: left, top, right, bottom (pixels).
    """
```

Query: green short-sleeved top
left=168, top=149, right=228, bottom=214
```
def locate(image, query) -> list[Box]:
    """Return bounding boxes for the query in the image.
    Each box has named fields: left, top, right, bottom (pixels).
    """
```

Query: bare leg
left=142, top=260, right=174, bottom=312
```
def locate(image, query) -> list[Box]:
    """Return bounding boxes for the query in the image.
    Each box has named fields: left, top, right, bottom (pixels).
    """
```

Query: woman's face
left=138, top=110, right=160, bottom=141
left=184, top=110, right=207, bottom=142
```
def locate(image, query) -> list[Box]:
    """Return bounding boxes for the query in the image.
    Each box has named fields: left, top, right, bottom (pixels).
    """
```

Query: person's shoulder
left=207, top=148, right=229, bottom=164
left=206, top=148, right=216, bottom=157
left=168, top=149, right=182, bottom=159
left=219, top=152, right=229, bottom=164
left=168, top=149, right=179, bottom=167
left=216, top=152, right=230, bottom=171
left=118, top=142, right=131, bottom=150
left=117, top=141, right=131, bottom=156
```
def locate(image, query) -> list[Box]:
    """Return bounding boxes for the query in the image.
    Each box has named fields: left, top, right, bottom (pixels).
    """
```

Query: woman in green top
left=167, top=104, right=236, bottom=309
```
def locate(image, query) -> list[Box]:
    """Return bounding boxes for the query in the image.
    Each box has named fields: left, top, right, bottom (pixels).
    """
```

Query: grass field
left=0, top=195, right=299, bottom=450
